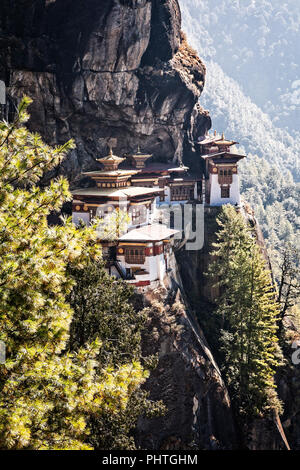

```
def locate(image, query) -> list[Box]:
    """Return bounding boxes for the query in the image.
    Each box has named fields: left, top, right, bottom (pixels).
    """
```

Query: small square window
left=221, top=187, right=230, bottom=198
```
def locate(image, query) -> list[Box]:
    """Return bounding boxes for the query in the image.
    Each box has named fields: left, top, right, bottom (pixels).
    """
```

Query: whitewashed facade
left=209, top=173, right=241, bottom=206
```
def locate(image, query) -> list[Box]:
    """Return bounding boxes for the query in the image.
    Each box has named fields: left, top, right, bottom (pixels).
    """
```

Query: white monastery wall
left=209, top=174, right=241, bottom=206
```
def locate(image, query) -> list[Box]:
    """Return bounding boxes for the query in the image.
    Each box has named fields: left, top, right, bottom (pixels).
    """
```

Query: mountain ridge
left=181, top=0, right=300, bottom=269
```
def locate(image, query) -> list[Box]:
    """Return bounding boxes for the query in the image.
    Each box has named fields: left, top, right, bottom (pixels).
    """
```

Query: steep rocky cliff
left=176, top=205, right=297, bottom=450
left=277, top=317, right=300, bottom=450
left=133, top=254, right=236, bottom=450
left=0, top=0, right=211, bottom=183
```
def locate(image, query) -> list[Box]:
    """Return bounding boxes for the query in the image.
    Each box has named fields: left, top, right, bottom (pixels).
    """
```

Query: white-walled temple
left=114, top=225, right=179, bottom=288
left=72, top=148, right=190, bottom=288
left=198, top=132, right=246, bottom=206
left=72, top=149, right=162, bottom=229
left=71, top=136, right=245, bottom=288
left=122, top=148, right=200, bottom=205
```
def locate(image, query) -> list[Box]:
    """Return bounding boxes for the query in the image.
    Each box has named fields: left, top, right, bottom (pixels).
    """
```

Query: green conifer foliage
left=67, top=260, right=164, bottom=449
left=0, top=97, right=148, bottom=450
left=68, top=261, right=145, bottom=364
left=208, top=205, right=283, bottom=419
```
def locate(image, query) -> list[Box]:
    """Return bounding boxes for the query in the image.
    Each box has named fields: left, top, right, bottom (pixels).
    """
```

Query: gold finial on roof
left=137, top=144, right=141, bottom=153
left=222, top=132, right=225, bottom=139
left=97, top=147, right=125, bottom=167
left=214, top=130, right=217, bottom=136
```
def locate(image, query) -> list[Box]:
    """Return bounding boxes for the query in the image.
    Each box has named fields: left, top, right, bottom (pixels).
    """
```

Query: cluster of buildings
left=72, top=132, right=246, bottom=288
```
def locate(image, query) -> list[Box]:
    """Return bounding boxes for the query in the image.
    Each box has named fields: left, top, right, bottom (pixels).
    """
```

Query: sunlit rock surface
left=0, top=0, right=211, bottom=183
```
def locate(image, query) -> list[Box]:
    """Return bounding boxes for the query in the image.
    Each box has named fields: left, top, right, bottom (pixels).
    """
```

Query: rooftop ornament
left=97, top=147, right=125, bottom=171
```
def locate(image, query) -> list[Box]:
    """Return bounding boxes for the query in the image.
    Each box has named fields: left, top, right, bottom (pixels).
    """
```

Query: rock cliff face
left=176, top=205, right=295, bottom=450
left=0, top=0, right=211, bottom=183
left=277, top=317, right=300, bottom=450
left=134, top=253, right=236, bottom=450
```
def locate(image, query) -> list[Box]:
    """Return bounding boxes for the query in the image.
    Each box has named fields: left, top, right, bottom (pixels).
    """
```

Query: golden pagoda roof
left=119, top=224, right=180, bottom=242
left=82, top=169, right=138, bottom=177
left=72, top=186, right=163, bottom=198
left=202, top=151, right=246, bottom=161
left=128, top=146, right=152, bottom=158
left=96, top=148, right=125, bottom=164
left=199, top=132, right=238, bottom=146
left=216, top=133, right=237, bottom=146
left=132, top=153, right=152, bottom=158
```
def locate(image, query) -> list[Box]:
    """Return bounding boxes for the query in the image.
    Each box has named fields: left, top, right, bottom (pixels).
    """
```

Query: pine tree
left=277, top=244, right=300, bottom=331
left=0, top=97, right=149, bottom=449
left=208, top=205, right=283, bottom=419
left=67, top=260, right=164, bottom=449
left=68, top=260, right=146, bottom=364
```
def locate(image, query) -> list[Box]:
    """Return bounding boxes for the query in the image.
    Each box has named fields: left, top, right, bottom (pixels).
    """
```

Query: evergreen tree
left=68, top=261, right=145, bottom=364
left=67, top=260, right=163, bottom=449
left=0, top=97, right=149, bottom=449
left=277, top=244, right=300, bottom=331
left=208, top=205, right=283, bottom=419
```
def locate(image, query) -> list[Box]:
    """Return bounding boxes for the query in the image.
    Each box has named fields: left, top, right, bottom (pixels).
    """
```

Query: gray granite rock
left=0, top=0, right=211, bottom=184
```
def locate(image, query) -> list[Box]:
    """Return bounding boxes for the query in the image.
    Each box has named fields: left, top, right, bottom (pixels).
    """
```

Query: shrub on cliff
left=0, top=97, right=149, bottom=449
left=208, top=205, right=283, bottom=419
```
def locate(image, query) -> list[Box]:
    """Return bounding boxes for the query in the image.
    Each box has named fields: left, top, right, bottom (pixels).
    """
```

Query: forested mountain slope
left=181, top=0, right=300, bottom=135
left=181, top=0, right=300, bottom=272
